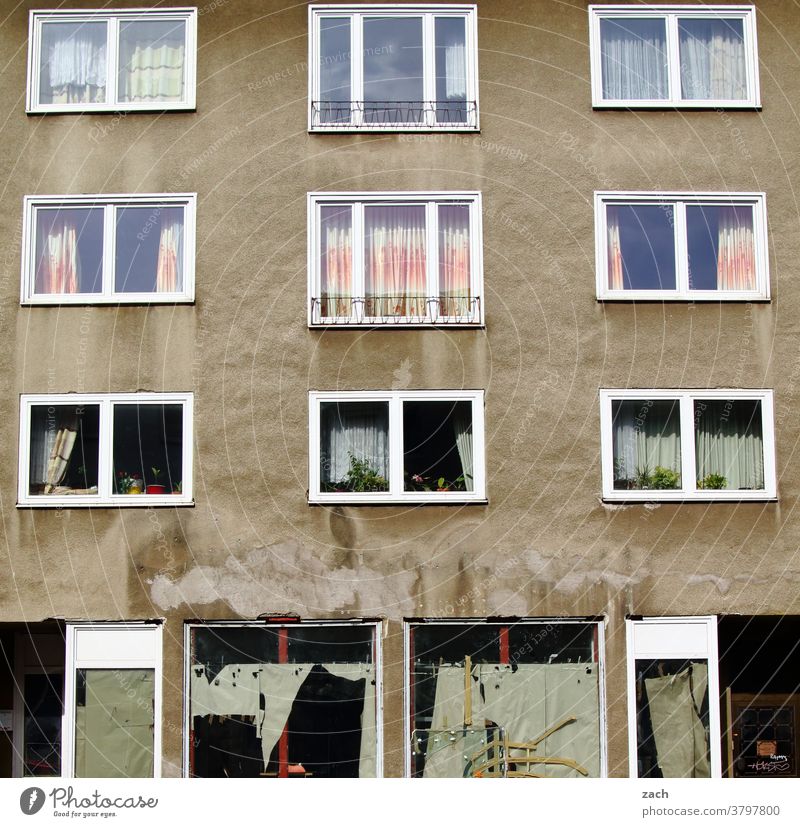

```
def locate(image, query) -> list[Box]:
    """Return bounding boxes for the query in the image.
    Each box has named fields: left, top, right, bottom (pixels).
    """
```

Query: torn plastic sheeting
left=423, top=663, right=600, bottom=778
left=75, top=669, right=154, bottom=778
left=645, top=663, right=710, bottom=778
left=191, top=664, right=261, bottom=718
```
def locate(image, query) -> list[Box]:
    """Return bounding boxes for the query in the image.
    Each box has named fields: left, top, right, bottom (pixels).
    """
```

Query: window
left=600, top=389, right=776, bottom=501
left=21, top=195, right=196, bottom=304
left=407, top=619, right=606, bottom=778
left=308, top=192, right=483, bottom=325
left=595, top=192, right=769, bottom=300
left=309, top=390, right=485, bottom=503
left=589, top=6, right=760, bottom=108
left=18, top=393, right=193, bottom=507
left=627, top=617, right=721, bottom=778
left=309, top=5, right=478, bottom=130
left=185, top=621, right=381, bottom=778
left=27, top=8, right=197, bottom=113
left=62, top=623, right=162, bottom=778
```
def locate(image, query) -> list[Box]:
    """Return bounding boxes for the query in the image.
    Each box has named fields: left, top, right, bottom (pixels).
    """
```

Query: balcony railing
left=310, top=295, right=481, bottom=326
left=311, top=100, right=478, bottom=129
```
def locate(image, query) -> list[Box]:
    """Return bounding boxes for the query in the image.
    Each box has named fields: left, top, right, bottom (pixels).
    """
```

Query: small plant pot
left=146, top=484, right=167, bottom=495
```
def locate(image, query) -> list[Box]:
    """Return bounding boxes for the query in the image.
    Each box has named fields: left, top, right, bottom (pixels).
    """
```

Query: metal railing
left=311, top=295, right=481, bottom=325
left=311, top=100, right=478, bottom=129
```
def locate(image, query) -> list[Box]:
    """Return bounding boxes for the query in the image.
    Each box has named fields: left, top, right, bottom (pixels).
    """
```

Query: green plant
left=329, top=453, right=388, bottom=492
left=634, top=464, right=653, bottom=489
left=698, top=473, right=727, bottom=490
left=650, top=466, right=680, bottom=489
left=150, top=466, right=163, bottom=482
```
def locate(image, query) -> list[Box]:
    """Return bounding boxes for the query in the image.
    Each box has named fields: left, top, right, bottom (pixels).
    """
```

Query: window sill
left=602, top=493, right=777, bottom=504
left=597, top=293, right=769, bottom=303
left=309, top=496, right=488, bottom=506
left=27, top=103, right=196, bottom=115
left=17, top=497, right=195, bottom=508
left=22, top=296, right=195, bottom=306
left=592, top=101, right=761, bottom=111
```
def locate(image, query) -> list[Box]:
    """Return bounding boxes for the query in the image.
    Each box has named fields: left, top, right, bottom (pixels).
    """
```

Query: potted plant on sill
left=146, top=467, right=167, bottom=495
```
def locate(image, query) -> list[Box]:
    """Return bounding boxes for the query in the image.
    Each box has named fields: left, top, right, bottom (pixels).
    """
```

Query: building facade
left=1, top=0, right=799, bottom=779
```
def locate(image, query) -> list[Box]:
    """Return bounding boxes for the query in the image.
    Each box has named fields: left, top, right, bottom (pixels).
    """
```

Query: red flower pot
left=146, top=484, right=167, bottom=495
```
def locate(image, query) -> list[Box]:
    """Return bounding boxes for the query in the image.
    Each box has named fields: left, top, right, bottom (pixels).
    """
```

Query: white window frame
left=27, top=8, right=197, bottom=114
left=183, top=619, right=383, bottom=778
left=600, top=389, right=776, bottom=502
left=595, top=191, right=769, bottom=301
left=62, top=622, right=163, bottom=779
left=18, top=392, right=194, bottom=507
left=403, top=618, right=608, bottom=778
left=21, top=194, right=196, bottom=305
left=626, top=616, right=721, bottom=778
left=309, top=389, right=486, bottom=504
left=308, top=4, right=479, bottom=131
left=589, top=5, right=760, bottom=108
left=308, top=191, right=484, bottom=326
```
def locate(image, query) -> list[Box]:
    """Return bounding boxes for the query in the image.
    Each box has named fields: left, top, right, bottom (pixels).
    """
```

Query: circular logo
left=20, top=787, right=46, bottom=815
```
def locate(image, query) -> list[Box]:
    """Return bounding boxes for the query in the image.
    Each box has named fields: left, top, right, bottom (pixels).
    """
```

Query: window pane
left=687, top=204, right=756, bottom=291
left=112, top=404, right=184, bottom=494
left=694, top=399, right=764, bottom=490
left=363, top=17, right=424, bottom=123
left=319, top=17, right=351, bottom=123
left=28, top=404, right=100, bottom=496
left=435, top=17, right=467, bottom=124
left=118, top=19, right=186, bottom=103
left=23, top=674, right=63, bottom=777
left=438, top=204, right=471, bottom=318
left=74, top=669, right=154, bottom=777
left=189, top=625, right=377, bottom=778
left=410, top=623, right=601, bottom=778
left=34, top=208, right=103, bottom=295
left=319, top=205, right=352, bottom=317
left=403, top=401, right=473, bottom=492
left=679, top=18, right=747, bottom=100
left=635, top=659, right=711, bottom=778
left=320, top=401, right=389, bottom=492
left=607, top=204, right=676, bottom=290
left=612, top=400, right=681, bottom=490
left=364, top=205, right=427, bottom=318
left=115, top=206, right=184, bottom=293
left=600, top=18, right=667, bottom=100
left=39, top=21, right=107, bottom=105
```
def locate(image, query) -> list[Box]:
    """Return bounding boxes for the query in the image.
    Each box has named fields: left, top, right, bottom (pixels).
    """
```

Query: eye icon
left=20, top=787, right=46, bottom=815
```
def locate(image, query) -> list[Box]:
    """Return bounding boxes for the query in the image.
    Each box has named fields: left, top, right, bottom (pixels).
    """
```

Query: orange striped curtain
left=320, top=205, right=353, bottom=317
left=438, top=204, right=471, bottom=317
left=364, top=205, right=427, bottom=318
left=37, top=216, right=79, bottom=295
left=607, top=206, right=624, bottom=290
left=155, top=209, right=184, bottom=293
left=716, top=206, right=755, bottom=291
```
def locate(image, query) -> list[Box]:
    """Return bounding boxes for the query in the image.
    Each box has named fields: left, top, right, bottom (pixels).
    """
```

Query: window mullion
left=680, top=395, right=696, bottom=495
left=423, top=14, right=436, bottom=126
left=667, top=14, right=682, bottom=103
left=100, top=399, right=113, bottom=500
left=427, top=201, right=438, bottom=321
left=390, top=396, right=404, bottom=496
left=353, top=202, right=365, bottom=321
left=352, top=14, right=363, bottom=127
left=674, top=201, right=689, bottom=296
left=107, top=18, right=119, bottom=106
left=103, top=204, right=116, bottom=298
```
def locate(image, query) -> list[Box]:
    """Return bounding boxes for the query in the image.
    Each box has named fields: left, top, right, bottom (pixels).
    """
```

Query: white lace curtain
left=600, top=18, right=668, bottom=100
left=155, top=209, right=184, bottom=292
left=41, top=23, right=107, bottom=104
left=716, top=206, right=755, bottom=291
left=320, top=205, right=353, bottom=316
left=36, top=214, right=80, bottom=294
left=439, top=204, right=471, bottom=316
left=612, top=400, right=681, bottom=486
left=695, top=400, right=764, bottom=489
left=679, top=19, right=747, bottom=100
left=320, top=402, right=389, bottom=484
left=452, top=407, right=474, bottom=490
left=118, top=21, right=185, bottom=103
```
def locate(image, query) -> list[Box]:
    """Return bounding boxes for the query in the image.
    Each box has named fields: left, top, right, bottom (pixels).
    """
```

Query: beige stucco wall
left=1, top=0, right=799, bottom=777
